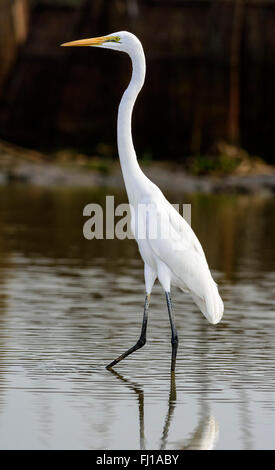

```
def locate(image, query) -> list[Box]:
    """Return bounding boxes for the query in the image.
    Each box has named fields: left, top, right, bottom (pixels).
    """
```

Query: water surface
left=0, top=185, right=274, bottom=449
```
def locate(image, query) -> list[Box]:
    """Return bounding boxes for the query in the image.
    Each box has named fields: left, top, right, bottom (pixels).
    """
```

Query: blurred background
left=0, top=0, right=275, bottom=166
left=0, top=0, right=275, bottom=451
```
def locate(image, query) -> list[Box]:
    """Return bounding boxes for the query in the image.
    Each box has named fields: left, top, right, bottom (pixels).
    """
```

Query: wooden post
left=12, top=0, right=29, bottom=45
left=228, top=0, right=245, bottom=144
left=0, top=0, right=29, bottom=95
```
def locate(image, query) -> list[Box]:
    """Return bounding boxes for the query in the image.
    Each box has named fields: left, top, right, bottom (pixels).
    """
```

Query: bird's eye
left=105, top=36, right=121, bottom=44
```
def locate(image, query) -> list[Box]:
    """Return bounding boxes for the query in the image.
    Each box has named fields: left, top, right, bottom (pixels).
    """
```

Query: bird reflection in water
left=109, top=370, right=219, bottom=450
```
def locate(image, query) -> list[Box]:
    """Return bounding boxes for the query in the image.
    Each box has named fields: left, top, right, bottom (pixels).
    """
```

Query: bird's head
left=61, top=31, right=142, bottom=56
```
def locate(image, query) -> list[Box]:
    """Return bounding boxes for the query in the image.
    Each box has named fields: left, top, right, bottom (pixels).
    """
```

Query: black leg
left=106, top=294, right=150, bottom=370
left=165, top=292, right=178, bottom=372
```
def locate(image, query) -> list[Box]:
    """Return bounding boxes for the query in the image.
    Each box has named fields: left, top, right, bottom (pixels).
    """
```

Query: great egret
left=61, top=31, right=224, bottom=372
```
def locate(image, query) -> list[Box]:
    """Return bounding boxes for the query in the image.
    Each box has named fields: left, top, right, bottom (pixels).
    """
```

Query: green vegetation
left=188, top=154, right=241, bottom=175
left=81, top=158, right=113, bottom=175
left=186, top=141, right=274, bottom=176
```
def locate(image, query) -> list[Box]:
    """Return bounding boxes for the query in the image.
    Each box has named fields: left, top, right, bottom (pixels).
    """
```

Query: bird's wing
left=142, top=190, right=207, bottom=264
left=162, top=196, right=208, bottom=262
left=139, top=192, right=223, bottom=324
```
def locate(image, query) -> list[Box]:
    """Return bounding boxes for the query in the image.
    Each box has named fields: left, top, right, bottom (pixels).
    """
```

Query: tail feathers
left=191, top=280, right=224, bottom=325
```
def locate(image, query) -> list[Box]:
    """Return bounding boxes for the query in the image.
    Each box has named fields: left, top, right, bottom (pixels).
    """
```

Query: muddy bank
left=0, top=140, right=275, bottom=195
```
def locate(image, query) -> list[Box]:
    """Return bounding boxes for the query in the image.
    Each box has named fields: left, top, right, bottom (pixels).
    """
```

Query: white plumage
left=61, top=31, right=224, bottom=371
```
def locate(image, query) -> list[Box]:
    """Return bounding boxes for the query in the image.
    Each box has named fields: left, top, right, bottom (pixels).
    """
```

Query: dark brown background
left=0, top=0, right=275, bottom=162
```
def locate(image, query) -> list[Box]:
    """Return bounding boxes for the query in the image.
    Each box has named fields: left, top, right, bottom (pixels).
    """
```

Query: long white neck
left=117, top=45, right=149, bottom=203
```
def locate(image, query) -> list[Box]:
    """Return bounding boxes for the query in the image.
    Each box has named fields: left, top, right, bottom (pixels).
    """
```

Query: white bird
left=61, top=31, right=224, bottom=372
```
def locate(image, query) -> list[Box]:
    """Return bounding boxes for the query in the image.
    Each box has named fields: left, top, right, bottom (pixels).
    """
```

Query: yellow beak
left=61, top=36, right=109, bottom=47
